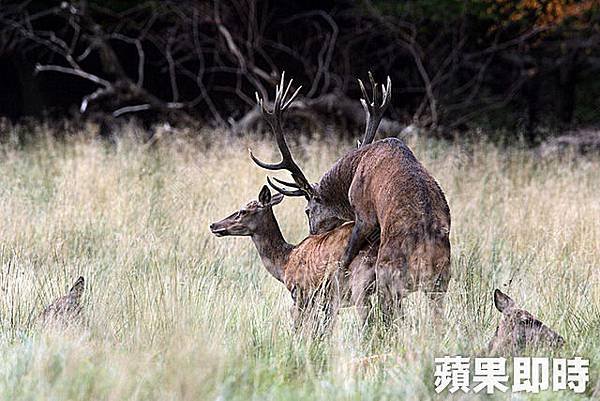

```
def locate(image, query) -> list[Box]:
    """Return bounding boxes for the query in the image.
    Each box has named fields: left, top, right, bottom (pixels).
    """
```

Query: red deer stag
left=210, top=186, right=378, bottom=333
left=249, top=73, right=451, bottom=323
left=489, top=289, right=564, bottom=354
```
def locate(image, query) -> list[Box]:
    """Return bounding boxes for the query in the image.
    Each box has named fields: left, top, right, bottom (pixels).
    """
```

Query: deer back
left=284, top=223, right=354, bottom=290
left=315, top=138, right=450, bottom=236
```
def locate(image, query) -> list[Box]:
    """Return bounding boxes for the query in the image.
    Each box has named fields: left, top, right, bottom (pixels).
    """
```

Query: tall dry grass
left=0, top=125, right=598, bottom=400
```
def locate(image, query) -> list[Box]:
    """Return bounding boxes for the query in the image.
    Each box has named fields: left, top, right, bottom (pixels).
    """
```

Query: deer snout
left=209, top=222, right=228, bottom=237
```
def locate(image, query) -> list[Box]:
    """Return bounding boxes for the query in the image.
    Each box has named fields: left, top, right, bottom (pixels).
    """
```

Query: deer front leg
left=317, top=289, right=340, bottom=338
left=290, top=285, right=305, bottom=332
left=290, top=288, right=316, bottom=334
left=350, top=258, right=376, bottom=332
left=291, top=302, right=313, bottom=334
left=341, top=219, right=371, bottom=269
left=291, top=285, right=340, bottom=338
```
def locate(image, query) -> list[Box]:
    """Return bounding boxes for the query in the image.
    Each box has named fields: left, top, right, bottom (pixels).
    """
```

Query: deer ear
left=258, top=185, right=271, bottom=206
left=270, top=193, right=284, bottom=206
left=69, top=276, right=85, bottom=299
left=494, top=289, right=515, bottom=313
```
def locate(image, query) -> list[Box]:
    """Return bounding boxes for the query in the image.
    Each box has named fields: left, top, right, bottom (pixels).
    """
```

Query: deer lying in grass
left=249, top=74, right=451, bottom=323
left=210, top=186, right=378, bottom=333
left=489, top=289, right=564, bottom=354
left=39, top=276, right=85, bottom=327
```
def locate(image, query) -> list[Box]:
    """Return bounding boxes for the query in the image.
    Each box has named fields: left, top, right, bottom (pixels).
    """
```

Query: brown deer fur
left=210, top=186, right=378, bottom=331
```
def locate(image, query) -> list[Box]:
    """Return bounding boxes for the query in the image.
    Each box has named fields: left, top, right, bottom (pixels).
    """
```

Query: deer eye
left=520, top=315, right=533, bottom=324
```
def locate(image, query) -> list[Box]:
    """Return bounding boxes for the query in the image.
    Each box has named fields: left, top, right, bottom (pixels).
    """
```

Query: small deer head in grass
left=39, top=276, right=85, bottom=327
left=488, top=289, right=564, bottom=354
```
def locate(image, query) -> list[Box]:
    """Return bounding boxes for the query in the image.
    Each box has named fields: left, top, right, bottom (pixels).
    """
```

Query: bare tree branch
left=35, top=64, right=110, bottom=87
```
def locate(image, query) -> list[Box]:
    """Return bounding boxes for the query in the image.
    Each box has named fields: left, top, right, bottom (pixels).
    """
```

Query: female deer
left=210, top=186, right=378, bottom=334
left=489, top=289, right=564, bottom=354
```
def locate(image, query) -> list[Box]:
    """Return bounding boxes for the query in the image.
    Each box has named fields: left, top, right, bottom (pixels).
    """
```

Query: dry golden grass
left=0, top=126, right=598, bottom=400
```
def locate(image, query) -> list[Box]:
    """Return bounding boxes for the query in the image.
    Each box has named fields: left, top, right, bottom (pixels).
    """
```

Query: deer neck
left=318, top=150, right=363, bottom=220
left=250, top=212, right=293, bottom=283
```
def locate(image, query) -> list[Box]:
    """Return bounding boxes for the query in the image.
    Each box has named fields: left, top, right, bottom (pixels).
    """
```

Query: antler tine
left=280, top=77, right=293, bottom=104
left=249, top=72, right=313, bottom=196
left=249, top=149, right=286, bottom=170
left=255, top=91, right=265, bottom=114
left=271, top=176, right=302, bottom=189
left=381, top=76, right=392, bottom=107
left=267, top=176, right=306, bottom=197
left=358, top=78, right=370, bottom=106
left=369, top=71, right=378, bottom=107
left=282, top=86, right=302, bottom=111
left=358, top=73, right=392, bottom=147
left=273, top=76, right=283, bottom=111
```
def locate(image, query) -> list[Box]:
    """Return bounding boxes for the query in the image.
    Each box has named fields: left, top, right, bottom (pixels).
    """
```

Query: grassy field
left=0, top=126, right=598, bottom=400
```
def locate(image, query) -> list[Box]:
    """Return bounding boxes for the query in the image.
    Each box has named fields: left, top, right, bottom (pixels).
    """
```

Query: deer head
left=249, top=72, right=391, bottom=235
left=40, top=276, right=85, bottom=327
left=209, top=186, right=284, bottom=237
left=488, top=289, right=565, bottom=354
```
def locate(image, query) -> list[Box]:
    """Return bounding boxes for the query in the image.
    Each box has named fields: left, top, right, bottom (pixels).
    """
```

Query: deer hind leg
left=424, top=237, right=451, bottom=323
left=350, top=262, right=376, bottom=331
left=426, top=289, right=446, bottom=323
left=425, top=263, right=451, bottom=323
left=375, top=287, right=402, bottom=329
left=372, top=237, right=411, bottom=327
left=374, top=271, right=405, bottom=327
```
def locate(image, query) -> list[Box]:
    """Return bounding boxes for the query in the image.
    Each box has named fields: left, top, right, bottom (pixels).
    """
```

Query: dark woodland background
left=0, top=0, right=599, bottom=144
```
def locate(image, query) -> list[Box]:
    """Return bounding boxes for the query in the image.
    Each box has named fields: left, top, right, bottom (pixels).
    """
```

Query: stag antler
left=249, top=72, right=313, bottom=197
left=358, top=72, right=392, bottom=147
